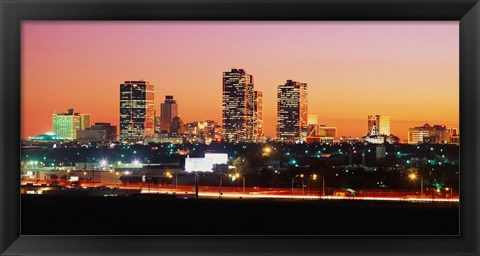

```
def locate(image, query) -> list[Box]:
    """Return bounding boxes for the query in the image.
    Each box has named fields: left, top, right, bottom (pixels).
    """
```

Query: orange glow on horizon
left=21, top=21, right=459, bottom=141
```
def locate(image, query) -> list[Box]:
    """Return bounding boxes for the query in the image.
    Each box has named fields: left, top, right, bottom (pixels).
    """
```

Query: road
left=22, top=180, right=459, bottom=202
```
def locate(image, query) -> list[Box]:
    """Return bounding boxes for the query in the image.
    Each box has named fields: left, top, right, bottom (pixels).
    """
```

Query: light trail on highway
left=138, top=188, right=459, bottom=202
left=22, top=181, right=459, bottom=203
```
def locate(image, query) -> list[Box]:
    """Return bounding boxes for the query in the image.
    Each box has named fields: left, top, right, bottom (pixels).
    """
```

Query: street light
left=300, top=174, right=304, bottom=195
left=165, top=171, right=173, bottom=188
left=311, top=173, right=325, bottom=197
left=445, top=187, right=453, bottom=198
left=229, top=172, right=245, bottom=194
left=115, top=172, right=120, bottom=187
left=408, top=172, right=423, bottom=197
left=291, top=174, right=305, bottom=195
left=263, top=146, right=272, bottom=156
left=66, top=170, right=71, bottom=186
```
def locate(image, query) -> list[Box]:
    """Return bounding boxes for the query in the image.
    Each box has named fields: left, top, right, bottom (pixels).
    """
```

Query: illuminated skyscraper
left=253, top=90, right=264, bottom=140
left=160, top=95, right=178, bottom=133
left=277, top=80, right=308, bottom=142
left=222, top=69, right=254, bottom=142
left=119, top=80, right=155, bottom=141
left=52, top=108, right=91, bottom=140
left=368, top=115, right=390, bottom=136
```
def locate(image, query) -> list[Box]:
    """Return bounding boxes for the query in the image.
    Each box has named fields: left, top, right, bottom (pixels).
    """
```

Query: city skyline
left=22, top=21, right=459, bottom=141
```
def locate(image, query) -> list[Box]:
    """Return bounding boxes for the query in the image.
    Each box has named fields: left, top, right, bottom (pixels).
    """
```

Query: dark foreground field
left=21, top=195, right=459, bottom=235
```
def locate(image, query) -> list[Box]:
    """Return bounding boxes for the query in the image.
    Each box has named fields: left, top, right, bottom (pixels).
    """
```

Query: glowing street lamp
left=300, top=174, right=304, bottom=195
left=66, top=169, right=71, bottom=185
left=309, top=173, right=325, bottom=197
left=262, top=147, right=272, bottom=156
left=115, top=172, right=120, bottom=187
left=408, top=172, right=423, bottom=197
left=291, top=174, right=305, bottom=195
left=445, top=187, right=453, bottom=198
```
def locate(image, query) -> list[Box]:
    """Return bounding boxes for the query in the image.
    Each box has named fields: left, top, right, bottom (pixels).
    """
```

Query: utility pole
left=195, top=172, right=199, bottom=199
left=243, top=176, right=245, bottom=194
left=219, top=175, right=223, bottom=198
left=291, top=177, right=294, bottom=194
left=362, top=151, right=366, bottom=166
left=320, top=176, right=325, bottom=196
left=421, top=176, right=424, bottom=197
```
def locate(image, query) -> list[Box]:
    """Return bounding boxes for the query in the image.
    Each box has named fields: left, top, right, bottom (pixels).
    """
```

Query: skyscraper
left=368, top=115, right=390, bottom=136
left=253, top=90, right=264, bottom=140
left=52, top=108, right=91, bottom=140
left=119, top=80, right=155, bottom=141
left=222, top=68, right=254, bottom=142
left=277, top=80, right=308, bottom=143
left=160, top=95, right=178, bottom=133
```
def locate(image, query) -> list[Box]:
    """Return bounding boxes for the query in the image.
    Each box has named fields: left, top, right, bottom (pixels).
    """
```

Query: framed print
left=1, top=0, right=479, bottom=255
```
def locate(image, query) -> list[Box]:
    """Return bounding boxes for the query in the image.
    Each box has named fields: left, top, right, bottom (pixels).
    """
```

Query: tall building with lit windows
left=119, top=80, right=155, bottom=141
left=52, top=108, right=91, bottom=140
left=253, top=90, right=264, bottom=140
left=277, top=80, right=308, bottom=143
left=368, top=115, right=390, bottom=136
left=222, top=69, right=254, bottom=142
left=160, top=95, right=178, bottom=133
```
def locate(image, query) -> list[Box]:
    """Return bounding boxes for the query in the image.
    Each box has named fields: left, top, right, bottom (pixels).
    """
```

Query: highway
left=22, top=180, right=459, bottom=202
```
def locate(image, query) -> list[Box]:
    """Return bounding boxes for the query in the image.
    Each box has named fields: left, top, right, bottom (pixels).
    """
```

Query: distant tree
left=212, top=164, right=228, bottom=175
left=232, top=156, right=250, bottom=174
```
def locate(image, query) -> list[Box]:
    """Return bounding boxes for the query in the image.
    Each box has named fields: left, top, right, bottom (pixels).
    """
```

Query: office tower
left=160, top=95, right=178, bottom=133
left=52, top=108, right=91, bottom=140
left=408, top=123, right=451, bottom=144
left=368, top=115, right=390, bottom=136
left=277, top=80, right=308, bottom=142
left=119, top=80, right=155, bottom=141
left=222, top=68, right=254, bottom=142
left=253, top=90, right=264, bottom=140
left=307, top=115, right=318, bottom=137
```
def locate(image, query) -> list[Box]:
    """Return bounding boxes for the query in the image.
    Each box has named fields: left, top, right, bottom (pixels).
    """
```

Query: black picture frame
left=1, top=0, right=479, bottom=255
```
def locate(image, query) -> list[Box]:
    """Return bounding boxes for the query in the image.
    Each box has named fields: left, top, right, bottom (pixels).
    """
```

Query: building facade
left=184, top=120, right=222, bottom=144
left=222, top=69, right=255, bottom=142
left=119, top=81, right=155, bottom=141
left=277, top=80, right=308, bottom=143
left=77, top=122, right=117, bottom=142
left=160, top=95, right=178, bottom=133
left=52, top=108, right=91, bottom=140
left=408, top=123, right=452, bottom=144
left=253, top=90, right=264, bottom=141
left=368, top=115, right=390, bottom=136
left=307, top=115, right=318, bottom=137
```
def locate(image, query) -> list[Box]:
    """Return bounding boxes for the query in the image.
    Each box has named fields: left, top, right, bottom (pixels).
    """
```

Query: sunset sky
left=21, top=21, right=459, bottom=141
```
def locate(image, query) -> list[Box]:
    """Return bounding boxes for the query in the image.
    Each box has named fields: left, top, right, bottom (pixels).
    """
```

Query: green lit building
left=52, top=108, right=91, bottom=140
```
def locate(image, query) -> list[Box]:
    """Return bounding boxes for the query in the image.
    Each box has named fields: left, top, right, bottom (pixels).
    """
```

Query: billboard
left=204, top=153, right=228, bottom=165
left=184, top=157, right=214, bottom=172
